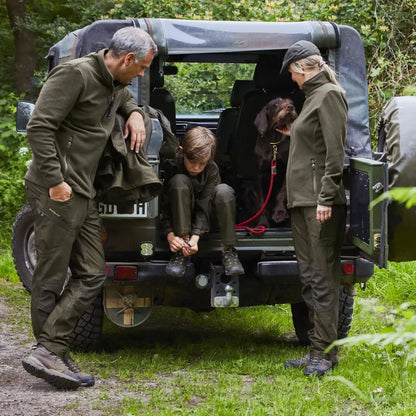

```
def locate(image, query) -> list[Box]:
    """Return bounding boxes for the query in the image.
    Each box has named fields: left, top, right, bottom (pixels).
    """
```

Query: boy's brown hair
left=181, top=126, right=217, bottom=163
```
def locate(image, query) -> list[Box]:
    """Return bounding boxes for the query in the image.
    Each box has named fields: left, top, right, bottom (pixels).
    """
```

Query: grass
left=363, top=262, right=416, bottom=307
left=2, top=255, right=416, bottom=415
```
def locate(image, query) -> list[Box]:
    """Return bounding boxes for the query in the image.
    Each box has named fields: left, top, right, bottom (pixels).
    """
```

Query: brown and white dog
left=253, top=97, right=298, bottom=227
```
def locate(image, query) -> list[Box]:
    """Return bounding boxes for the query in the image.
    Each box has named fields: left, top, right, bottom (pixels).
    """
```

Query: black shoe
left=284, top=353, right=310, bottom=369
left=166, top=251, right=189, bottom=277
left=64, top=352, right=95, bottom=387
left=303, top=356, right=338, bottom=377
left=22, top=344, right=81, bottom=390
left=222, top=248, right=244, bottom=275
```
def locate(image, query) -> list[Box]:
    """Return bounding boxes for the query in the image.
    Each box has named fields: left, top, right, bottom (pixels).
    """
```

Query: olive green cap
left=280, top=40, right=321, bottom=74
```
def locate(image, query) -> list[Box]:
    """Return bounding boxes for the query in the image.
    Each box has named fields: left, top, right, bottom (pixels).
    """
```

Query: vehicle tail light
left=343, top=262, right=354, bottom=275
left=114, top=266, right=137, bottom=280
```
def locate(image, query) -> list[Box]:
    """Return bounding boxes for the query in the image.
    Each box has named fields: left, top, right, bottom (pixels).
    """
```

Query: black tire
left=337, top=285, right=354, bottom=339
left=291, top=285, right=354, bottom=344
left=11, top=203, right=36, bottom=292
left=69, top=292, right=104, bottom=351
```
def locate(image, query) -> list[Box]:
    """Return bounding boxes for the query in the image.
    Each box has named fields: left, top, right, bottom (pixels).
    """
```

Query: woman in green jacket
left=280, top=41, right=348, bottom=377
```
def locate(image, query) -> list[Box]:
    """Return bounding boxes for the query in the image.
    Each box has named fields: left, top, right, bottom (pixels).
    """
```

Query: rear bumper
left=105, top=256, right=374, bottom=286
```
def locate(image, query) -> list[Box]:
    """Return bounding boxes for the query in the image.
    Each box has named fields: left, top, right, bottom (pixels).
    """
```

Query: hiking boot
left=22, top=344, right=81, bottom=390
left=222, top=248, right=244, bottom=275
left=64, top=352, right=95, bottom=387
left=303, top=356, right=338, bottom=377
left=166, top=251, right=189, bottom=277
left=284, top=353, right=310, bottom=369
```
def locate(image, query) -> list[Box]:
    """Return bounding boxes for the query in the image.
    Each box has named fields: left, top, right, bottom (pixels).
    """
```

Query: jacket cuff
left=127, top=107, right=145, bottom=119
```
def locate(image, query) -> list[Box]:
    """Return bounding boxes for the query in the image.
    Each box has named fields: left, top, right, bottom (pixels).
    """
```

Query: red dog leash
left=235, top=144, right=278, bottom=234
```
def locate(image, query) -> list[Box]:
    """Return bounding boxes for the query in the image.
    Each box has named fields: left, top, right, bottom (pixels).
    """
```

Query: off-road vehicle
left=12, top=18, right=416, bottom=349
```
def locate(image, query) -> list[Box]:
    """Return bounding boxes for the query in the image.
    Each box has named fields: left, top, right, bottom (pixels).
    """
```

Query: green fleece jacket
left=26, top=49, right=144, bottom=199
left=286, top=71, right=348, bottom=208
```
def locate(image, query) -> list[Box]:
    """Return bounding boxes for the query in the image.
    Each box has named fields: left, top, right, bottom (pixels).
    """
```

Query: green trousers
left=167, top=174, right=237, bottom=246
left=26, top=181, right=106, bottom=357
left=290, top=205, right=346, bottom=360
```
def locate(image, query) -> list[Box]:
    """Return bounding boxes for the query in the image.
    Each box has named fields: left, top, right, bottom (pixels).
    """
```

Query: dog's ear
left=254, top=106, right=269, bottom=136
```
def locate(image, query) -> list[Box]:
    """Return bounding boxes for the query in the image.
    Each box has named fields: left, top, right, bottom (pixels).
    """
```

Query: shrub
left=0, top=92, right=31, bottom=249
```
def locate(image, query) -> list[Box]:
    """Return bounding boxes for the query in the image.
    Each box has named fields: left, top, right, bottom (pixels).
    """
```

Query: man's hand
left=49, top=182, right=72, bottom=202
left=316, top=204, right=332, bottom=223
left=124, top=111, right=146, bottom=153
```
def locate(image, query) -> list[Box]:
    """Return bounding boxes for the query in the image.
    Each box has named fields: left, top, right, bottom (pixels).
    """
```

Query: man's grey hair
left=109, top=27, right=158, bottom=62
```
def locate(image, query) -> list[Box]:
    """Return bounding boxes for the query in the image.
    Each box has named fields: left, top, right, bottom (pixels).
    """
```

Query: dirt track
left=0, top=297, right=120, bottom=416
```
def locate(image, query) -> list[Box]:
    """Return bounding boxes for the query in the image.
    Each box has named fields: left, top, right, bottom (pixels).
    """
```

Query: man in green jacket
left=22, top=26, right=157, bottom=390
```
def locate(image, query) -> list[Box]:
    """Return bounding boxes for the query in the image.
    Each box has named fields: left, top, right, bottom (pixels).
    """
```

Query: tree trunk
left=6, top=0, right=37, bottom=95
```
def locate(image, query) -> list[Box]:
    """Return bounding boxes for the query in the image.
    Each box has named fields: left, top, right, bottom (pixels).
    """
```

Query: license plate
left=98, top=202, right=148, bottom=218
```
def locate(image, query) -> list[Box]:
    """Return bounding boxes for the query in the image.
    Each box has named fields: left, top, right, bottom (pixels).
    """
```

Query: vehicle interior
left=149, top=51, right=306, bottom=229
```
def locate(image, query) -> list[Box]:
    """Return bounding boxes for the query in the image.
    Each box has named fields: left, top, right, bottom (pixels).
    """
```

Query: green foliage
left=328, top=261, right=416, bottom=364
left=164, top=63, right=255, bottom=114
left=334, top=303, right=416, bottom=361
left=0, top=92, right=31, bottom=248
left=370, top=187, right=416, bottom=210
left=403, top=84, right=416, bottom=96
left=0, top=250, right=19, bottom=284
left=0, top=0, right=115, bottom=93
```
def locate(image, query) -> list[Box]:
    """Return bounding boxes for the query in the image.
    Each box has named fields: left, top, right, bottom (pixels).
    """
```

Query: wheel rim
left=24, top=226, right=36, bottom=274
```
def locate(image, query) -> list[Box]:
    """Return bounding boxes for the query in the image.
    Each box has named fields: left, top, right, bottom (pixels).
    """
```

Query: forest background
left=1, top=0, right=415, bottom=248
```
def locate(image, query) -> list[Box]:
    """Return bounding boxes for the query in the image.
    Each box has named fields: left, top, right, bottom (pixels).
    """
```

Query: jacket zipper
left=107, top=92, right=115, bottom=119
left=63, top=138, right=73, bottom=179
left=311, top=159, right=317, bottom=195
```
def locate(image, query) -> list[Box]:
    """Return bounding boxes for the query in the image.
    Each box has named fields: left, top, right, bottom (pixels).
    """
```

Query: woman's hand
left=316, top=204, right=332, bottom=223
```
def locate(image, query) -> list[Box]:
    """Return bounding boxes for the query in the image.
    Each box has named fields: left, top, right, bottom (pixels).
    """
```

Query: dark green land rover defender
left=12, top=18, right=416, bottom=349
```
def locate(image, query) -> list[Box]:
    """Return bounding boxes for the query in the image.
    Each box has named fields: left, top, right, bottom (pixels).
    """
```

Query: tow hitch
left=209, top=265, right=239, bottom=308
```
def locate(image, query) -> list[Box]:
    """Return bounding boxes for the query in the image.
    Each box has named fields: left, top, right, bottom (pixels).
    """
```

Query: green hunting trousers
left=290, top=205, right=346, bottom=361
left=26, top=181, right=106, bottom=358
left=167, top=174, right=237, bottom=246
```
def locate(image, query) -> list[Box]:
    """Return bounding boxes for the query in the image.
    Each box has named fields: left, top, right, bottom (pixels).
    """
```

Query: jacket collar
left=303, top=71, right=330, bottom=96
left=95, top=49, right=119, bottom=89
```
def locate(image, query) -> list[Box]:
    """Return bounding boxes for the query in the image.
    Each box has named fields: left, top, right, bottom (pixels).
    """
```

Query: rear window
left=163, top=62, right=255, bottom=115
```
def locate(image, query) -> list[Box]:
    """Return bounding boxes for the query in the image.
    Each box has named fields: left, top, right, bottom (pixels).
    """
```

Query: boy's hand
left=183, top=235, right=199, bottom=256
left=167, top=232, right=186, bottom=252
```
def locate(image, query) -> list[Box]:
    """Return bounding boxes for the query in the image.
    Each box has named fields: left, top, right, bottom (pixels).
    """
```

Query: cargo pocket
left=35, top=194, right=76, bottom=255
